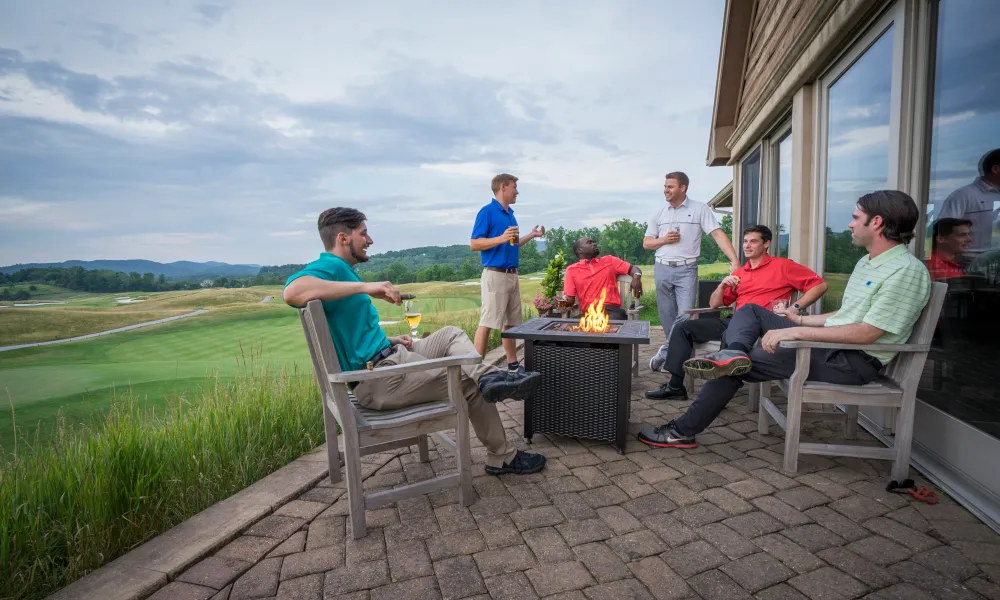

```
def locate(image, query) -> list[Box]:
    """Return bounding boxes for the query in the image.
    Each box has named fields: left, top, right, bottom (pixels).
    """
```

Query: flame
left=572, top=288, right=610, bottom=333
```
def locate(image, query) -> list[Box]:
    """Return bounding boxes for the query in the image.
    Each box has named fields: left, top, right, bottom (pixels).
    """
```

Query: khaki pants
left=479, top=269, right=522, bottom=329
left=353, top=326, right=516, bottom=467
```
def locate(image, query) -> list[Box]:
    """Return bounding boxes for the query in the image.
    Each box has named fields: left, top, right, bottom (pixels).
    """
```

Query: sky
left=0, top=1, right=732, bottom=266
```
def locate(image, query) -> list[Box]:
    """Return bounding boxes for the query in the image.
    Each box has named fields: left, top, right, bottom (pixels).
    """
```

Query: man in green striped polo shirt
left=638, top=190, right=932, bottom=449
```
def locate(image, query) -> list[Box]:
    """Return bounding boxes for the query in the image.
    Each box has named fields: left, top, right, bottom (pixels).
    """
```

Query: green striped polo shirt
left=825, top=244, right=931, bottom=365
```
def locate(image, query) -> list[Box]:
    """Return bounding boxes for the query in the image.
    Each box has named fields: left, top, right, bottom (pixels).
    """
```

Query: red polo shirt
left=924, top=254, right=964, bottom=280
left=721, top=255, right=824, bottom=309
left=564, top=255, right=632, bottom=310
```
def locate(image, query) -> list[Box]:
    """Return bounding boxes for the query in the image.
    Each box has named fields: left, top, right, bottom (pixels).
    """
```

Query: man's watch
left=792, top=303, right=802, bottom=310
left=633, top=270, right=642, bottom=277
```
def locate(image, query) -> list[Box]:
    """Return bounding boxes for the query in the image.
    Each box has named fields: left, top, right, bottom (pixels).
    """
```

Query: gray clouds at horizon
left=0, top=1, right=730, bottom=265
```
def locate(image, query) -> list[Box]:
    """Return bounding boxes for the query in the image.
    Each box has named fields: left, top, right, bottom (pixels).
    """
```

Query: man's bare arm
left=283, top=276, right=400, bottom=307
left=792, top=282, right=828, bottom=312
left=795, top=311, right=838, bottom=327
left=643, top=235, right=669, bottom=250
left=792, top=322, right=883, bottom=345
left=709, top=228, right=741, bottom=270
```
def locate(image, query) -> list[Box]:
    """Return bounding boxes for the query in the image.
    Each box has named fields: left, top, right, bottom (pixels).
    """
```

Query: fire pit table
left=502, top=317, right=650, bottom=453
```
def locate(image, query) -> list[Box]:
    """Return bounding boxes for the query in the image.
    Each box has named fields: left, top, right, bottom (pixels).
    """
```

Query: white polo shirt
left=645, top=197, right=721, bottom=261
left=935, top=177, right=999, bottom=253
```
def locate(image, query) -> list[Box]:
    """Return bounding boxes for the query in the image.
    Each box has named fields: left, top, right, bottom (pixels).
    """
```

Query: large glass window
left=919, top=0, right=1000, bottom=438
left=776, top=134, right=792, bottom=258
left=821, top=25, right=895, bottom=311
left=740, top=147, right=762, bottom=261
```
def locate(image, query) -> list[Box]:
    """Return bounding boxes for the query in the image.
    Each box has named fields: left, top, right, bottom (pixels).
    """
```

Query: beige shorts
left=479, top=269, right=522, bottom=329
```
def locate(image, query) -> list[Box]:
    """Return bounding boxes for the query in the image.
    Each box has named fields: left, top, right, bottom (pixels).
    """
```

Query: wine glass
left=771, top=299, right=787, bottom=314
left=404, top=299, right=421, bottom=338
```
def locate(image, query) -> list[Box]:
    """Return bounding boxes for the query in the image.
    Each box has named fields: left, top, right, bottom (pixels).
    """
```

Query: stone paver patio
left=150, top=331, right=1000, bottom=600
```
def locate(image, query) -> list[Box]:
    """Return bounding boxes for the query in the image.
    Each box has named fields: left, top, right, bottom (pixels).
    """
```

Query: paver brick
left=966, top=577, right=1000, bottom=600
left=297, top=486, right=344, bottom=505
left=522, top=526, right=575, bottom=563
left=846, top=481, right=910, bottom=511
left=598, top=458, right=641, bottom=477
left=597, top=506, right=644, bottom=535
left=655, top=481, right=703, bottom=507
left=884, top=506, right=931, bottom=533
left=844, top=535, right=912, bottom=568
left=345, top=529, right=386, bottom=565
left=178, top=556, right=255, bottom=590
left=862, top=517, right=939, bottom=553
left=573, top=542, right=632, bottom=583
left=672, top=502, right=729, bottom=528
left=217, top=536, right=284, bottom=563
left=556, top=518, right=614, bottom=546
left=827, top=495, right=890, bottom=523
left=425, top=530, right=487, bottom=560
left=573, top=466, right=612, bottom=489
left=794, top=474, right=852, bottom=501
left=774, top=487, right=831, bottom=511
left=386, top=539, right=434, bottom=582
left=370, top=575, right=441, bottom=600
left=305, top=517, right=345, bottom=551
left=911, top=544, right=980, bottom=583
left=230, top=557, right=282, bottom=600
left=952, top=541, right=1000, bottom=566
left=276, top=573, right=323, bottom=600
left=802, top=507, right=868, bottom=542
left=679, top=471, right=729, bottom=492
left=621, top=493, right=676, bottom=518
left=629, top=556, right=693, bottom=600
left=434, top=504, right=477, bottom=534
left=722, top=511, right=784, bottom=538
left=696, top=522, right=757, bottom=559
left=752, top=496, right=813, bottom=526
left=864, top=583, right=936, bottom=600
left=887, top=561, right=982, bottom=600
left=268, top=531, right=307, bottom=558
left=607, top=529, right=668, bottom=562
left=552, top=492, right=600, bottom=521
left=274, top=500, right=329, bottom=521
left=247, top=516, right=307, bottom=540
left=611, top=473, right=657, bottom=498
left=754, top=583, right=810, bottom=600
left=750, top=468, right=799, bottom=491
left=580, top=485, right=631, bottom=509
left=147, top=582, right=217, bottom=600
left=724, top=478, right=776, bottom=500
left=687, top=569, right=752, bottom=600
left=781, top=524, right=846, bottom=553
left=931, top=520, right=1000, bottom=543
left=433, top=555, right=486, bottom=600
left=787, top=566, right=868, bottom=600
left=484, top=572, right=539, bottom=600
left=642, top=512, right=699, bottom=547
left=581, top=579, right=656, bottom=600
left=281, top=546, right=345, bottom=580
left=701, top=487, right=754, bottom=515
left=472, top=544, right=537, bottom=576
left=720, top=551, right=796, bottom=593
left=468, top=495, right=519, bottom=516
left=815, top=547, right=899, bottom=589
left=507, top=483, right=551, bottom=509
left=473, top=514, right=522, bottom=549
left=525, top=560, right=595, bottom=596
left=660, top=540, right=728, bottom=577
left=325, top=560, right=390, bottom=595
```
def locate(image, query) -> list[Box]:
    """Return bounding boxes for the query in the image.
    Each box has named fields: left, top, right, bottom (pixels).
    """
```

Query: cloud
left=194, top=2, right=234, bottom=27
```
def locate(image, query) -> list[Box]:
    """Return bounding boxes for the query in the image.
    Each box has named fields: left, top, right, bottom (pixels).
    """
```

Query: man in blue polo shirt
left=284, top=207, right=547, bottom=476
left=470, top=173, right=545, bottom=373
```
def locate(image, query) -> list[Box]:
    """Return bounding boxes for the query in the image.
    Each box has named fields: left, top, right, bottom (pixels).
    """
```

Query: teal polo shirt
left=825, top=244, right=931, bottom=365
left=285, top=253, right=389, bottom=372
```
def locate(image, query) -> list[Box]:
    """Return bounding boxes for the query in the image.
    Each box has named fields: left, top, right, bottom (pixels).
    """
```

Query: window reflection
left=920, top=0, right=1000, bottom=438
left=777, top=134, right=791, bottom=258
left=822, top=26, right=895, bottom=311
left=740, top=148, right=762, bottom=262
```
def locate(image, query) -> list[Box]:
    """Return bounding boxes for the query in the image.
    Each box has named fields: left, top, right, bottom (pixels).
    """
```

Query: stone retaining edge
left=45, top=339, right=522, bottom=600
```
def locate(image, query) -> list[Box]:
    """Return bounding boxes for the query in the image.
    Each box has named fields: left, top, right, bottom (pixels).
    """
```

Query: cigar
left=400, top=294, right=416, bottom=300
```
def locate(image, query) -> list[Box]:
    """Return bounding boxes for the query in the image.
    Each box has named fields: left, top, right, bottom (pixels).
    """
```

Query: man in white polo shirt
left=644, top=171, right=741, bottom=372
left=935, top=148, right=1000, bottom=255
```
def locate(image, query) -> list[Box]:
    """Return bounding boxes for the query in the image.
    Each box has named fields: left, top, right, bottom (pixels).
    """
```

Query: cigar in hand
left=400, top=294, right=416, bottom=300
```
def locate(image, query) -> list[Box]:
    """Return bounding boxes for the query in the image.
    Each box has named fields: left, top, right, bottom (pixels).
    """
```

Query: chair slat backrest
left=299, top=300, right=355, bottom=427
left=883, top=281, right=948, bottom=384
left=617, top=275, right=637, bottom=310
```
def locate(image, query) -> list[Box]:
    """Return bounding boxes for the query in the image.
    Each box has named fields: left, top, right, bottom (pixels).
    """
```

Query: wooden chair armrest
left=778, top=341, right=930, bottom=353
left=683, top=307, right=727, bottom=319
left=330, top=354, right=483, bottom=383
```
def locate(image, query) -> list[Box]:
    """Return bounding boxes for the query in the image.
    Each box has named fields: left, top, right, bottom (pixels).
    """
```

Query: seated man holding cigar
left=284, top=207, right=547, bottom=476
left=645, top=225, right=827, bottom=401
left=562, top=237, right=643, bottom=319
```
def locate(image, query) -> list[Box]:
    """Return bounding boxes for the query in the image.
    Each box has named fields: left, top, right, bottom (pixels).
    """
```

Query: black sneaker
left=484, top=449, right=547, bottom=475
left=637, top=421, right=697, bottom=449
left=645, top=383, right=688, bottom=400
left=479, top=370, right=541, bottom=403
left=683, top=349, right=751, bottom=380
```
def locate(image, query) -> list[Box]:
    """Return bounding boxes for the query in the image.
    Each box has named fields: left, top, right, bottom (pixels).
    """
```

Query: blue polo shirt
left=284, top=253, right=389, bottom=373
left=471, top=198, right=519, bottom=269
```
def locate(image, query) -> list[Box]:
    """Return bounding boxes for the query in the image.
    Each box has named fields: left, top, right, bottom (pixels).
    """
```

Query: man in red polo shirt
left=563, top=237, right=643, bottom=320
left=925, top=217, right=972, bottom=280
left=645, top=225, right=827, bottom=400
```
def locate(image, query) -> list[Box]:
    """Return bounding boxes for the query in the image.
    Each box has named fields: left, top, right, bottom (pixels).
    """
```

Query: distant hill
left=354, top=244, right=477, bottom=273
left=0, top=260, right=260, bottom=279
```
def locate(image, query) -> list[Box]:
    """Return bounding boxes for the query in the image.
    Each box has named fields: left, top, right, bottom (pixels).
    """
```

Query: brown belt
left=485, top=266, right=518, bottom=274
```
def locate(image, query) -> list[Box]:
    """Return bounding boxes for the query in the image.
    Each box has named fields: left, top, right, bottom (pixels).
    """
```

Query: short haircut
left=317, top=207, right=366, bottom=250
left=856, top=190, right=920, bottom=245
left=742, top=224, right=773, bottom=243
left=665, top=171, right=689, bottom=188
left=931, top=217, right=973, bottom=251
left=491, top=173, right=518, bottom=195
left=980, top=148, right=1000, bottom=175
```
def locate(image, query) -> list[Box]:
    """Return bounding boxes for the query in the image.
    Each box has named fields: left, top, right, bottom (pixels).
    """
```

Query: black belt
left=347, top=345, right=394, bottom=391
left=485, top=266, right=518, bottom=274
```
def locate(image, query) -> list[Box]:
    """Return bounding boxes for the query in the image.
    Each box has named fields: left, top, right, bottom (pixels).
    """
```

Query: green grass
left=0, top=284, right=91, bottom=301
left=0, top=359, right=324, bottom=600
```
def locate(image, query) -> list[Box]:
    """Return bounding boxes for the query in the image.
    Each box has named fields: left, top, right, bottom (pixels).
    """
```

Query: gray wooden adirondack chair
left=617, top=274, right=644, bottom=376
left=758, top=281, right=947, bottom=481
left=298, top=300, right=478, bottom=539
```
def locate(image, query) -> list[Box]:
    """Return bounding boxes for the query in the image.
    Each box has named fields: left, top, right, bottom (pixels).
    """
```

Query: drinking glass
left=404, top=299, right=421, bottom=338
left=669, top=224, right=681, bottom=240
left=509, top=226, right=519, bottom=245
left=771, top=299, right=787, bottom=314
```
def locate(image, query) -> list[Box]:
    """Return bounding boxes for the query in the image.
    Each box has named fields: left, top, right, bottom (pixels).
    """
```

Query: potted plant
left=533, top=251, right=567, bottom=317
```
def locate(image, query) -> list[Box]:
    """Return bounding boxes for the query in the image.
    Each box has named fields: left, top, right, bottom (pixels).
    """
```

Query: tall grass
left=0, top=347, right=324, bottom=600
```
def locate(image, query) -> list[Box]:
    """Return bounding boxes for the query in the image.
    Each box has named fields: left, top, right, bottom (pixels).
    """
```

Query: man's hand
left=390, top=334, right=413, bottom=350
left=761, top=327, right=802, bottom=353
left=531, top=225, right=545, bottom=238
left=364, top=281, right=402, bottom=305
left=780, top=304, right=800, bottom=319
left=664, top=232, right=680, bottom=245
left=720, top=275, right=741, bottom=288
left=502, top=226, right=519, bottom=244
left=630, top=276, right=643, bottom=298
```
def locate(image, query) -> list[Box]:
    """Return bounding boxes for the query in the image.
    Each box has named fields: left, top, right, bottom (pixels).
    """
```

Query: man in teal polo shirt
left=638, top=190, right=932, bottom=449
left=284, top=207, right=547, bottom=475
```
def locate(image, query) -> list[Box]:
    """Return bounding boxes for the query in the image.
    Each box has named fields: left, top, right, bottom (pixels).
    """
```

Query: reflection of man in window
left=935, top=148, right=1000, bottom=254
left=926, top=218, right=972, bottom=280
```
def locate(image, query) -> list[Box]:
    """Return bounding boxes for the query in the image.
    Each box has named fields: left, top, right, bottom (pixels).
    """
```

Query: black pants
left=673, top=305, right=883, bottom=436
left=604, top=304, right=628, bottom=320
left=664, top=316, right=731, bottom=379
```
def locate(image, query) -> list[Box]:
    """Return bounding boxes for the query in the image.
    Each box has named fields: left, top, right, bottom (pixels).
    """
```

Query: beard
left=350, top=240, right=369, bottom=263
